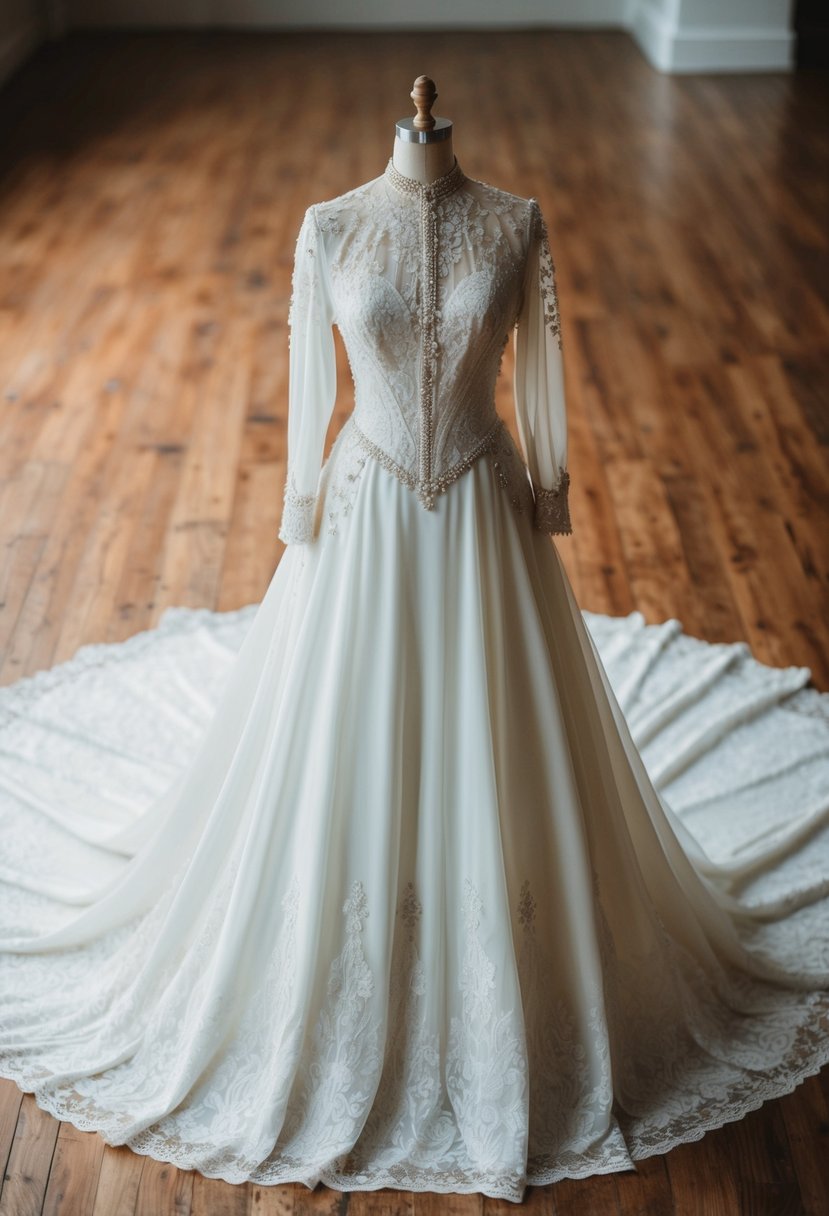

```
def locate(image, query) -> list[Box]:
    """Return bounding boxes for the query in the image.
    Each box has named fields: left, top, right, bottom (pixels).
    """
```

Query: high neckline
left=384, top=156, right=467, bottom=201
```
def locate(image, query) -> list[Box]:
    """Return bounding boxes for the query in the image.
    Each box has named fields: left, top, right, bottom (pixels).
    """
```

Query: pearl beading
left=383, top=157, right=468, bottom=204
left=532, top=470, right=572, bottom=535
left=383, top=157, right=469, bottom=507
left=351, top=413, right=513, bottom=510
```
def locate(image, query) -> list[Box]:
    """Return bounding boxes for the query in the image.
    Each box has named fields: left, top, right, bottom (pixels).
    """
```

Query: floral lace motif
left=527, top=198, right=563, bottom=351
left=4, top=867, right=829, bottom=1202
left=533, top=469, right=571, bottom=535
left=279, top=163, right=571, bottom=544
left=316, top=414, right=535, bottom=539
left=2, top=603, right=829, bottom=1200
left=279, top=477, right=317, bottom=544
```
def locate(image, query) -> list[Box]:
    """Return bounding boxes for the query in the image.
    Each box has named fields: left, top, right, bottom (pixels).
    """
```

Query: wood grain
left=0, top=25, right=827, bottom=1216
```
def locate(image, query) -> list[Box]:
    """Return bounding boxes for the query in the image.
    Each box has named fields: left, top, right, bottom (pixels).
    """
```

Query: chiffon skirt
left=1, top=452, right=828, bottom=1203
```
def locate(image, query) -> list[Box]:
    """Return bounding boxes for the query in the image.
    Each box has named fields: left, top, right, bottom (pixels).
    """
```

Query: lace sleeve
left=512, top=197, right=571, bottom=536
left=278, top=204, right=338, bottom=545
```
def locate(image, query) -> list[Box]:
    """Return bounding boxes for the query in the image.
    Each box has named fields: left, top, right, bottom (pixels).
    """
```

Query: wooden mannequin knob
left=410, top=76, right=437, bottom=131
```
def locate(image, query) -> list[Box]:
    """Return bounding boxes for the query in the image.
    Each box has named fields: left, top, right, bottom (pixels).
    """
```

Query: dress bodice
left=278, top=156, right=571, bottom=544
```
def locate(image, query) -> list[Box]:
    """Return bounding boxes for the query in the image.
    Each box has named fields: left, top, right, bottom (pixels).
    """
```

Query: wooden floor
left=0, top=26, right=828, bottom=1216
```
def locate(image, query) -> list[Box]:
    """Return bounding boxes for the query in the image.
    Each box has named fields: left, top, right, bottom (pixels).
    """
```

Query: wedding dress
left=1, top=156, right=828, bottom=1205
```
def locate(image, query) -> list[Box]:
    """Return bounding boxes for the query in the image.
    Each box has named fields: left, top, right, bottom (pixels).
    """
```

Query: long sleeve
left=278, top=204, right=338, bottom=545
left=512, top=197, right=572, bottom=536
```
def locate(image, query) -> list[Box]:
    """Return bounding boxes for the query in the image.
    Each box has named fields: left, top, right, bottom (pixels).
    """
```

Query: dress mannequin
left=390, top=75, right=456, bottom=183
left=0, top=74, right=827, bottom=1205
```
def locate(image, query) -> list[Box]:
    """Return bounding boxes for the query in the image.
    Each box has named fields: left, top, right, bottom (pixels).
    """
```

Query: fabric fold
left=2, top=455, right=828, bottom=1202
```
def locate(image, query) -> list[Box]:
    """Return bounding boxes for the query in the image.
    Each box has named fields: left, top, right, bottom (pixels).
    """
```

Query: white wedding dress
left=1, top=156, right=828, bottom=1205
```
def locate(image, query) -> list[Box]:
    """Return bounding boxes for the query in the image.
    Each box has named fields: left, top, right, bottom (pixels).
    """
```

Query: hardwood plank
left=412, top=1193, right=480, bottom=1215
left=350, top=1186, right=417, bottom=1213
left=91, top=1145, right=146, bottom=1216
left=564, top=328, right=636, bottom=616
left=0, top=1095, right=60, bottom=1216
left=612, top=1155, right=674, bottom=1216
left=662, top=472, right=745, bottom=643
left=293, top=1179, right=355, bottom=1212
left=606, top=457, right=694, bottom=625
left=0, top=1081, right=24, bottom=1206
left=0, top=24, right=826, bottom=1216
left=711, top=1104, right=804, bottom=1216
left=42, top=1123, right=106, bottom=1216
left=551, top=1171, right=620, bottom=1216
left=666, top=1126, right=741, bottom=1216
left=191, top=1173, right=251, bottom=1215
left=778, top=1074, right=829, bottom=1216
left=248, top=1179, right=296, bottom=1215
left=134, top=1156, right=194, bottom=1216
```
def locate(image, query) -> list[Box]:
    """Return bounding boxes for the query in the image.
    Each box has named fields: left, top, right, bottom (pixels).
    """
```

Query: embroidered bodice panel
left=279, top=157, right=571, bottom=543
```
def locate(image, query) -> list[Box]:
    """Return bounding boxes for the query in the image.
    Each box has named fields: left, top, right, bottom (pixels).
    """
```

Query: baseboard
left=629, top=0, right=675, bottom=72
left=631, top=1, right=793, bottom=73
left=668, top=25, right=794, bottom=73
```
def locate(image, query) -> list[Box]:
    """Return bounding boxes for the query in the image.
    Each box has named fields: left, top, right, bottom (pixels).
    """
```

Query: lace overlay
left=278, top=158, right=571, bottom=543
left=1, top=595, right=829, bottom=1200
left=533, top=470, right=572, bottom=534
left=2, top=868, right=827, bottom=1200
left=316, top=414, right=535, bottom=540
left=280, top=478, right=317, bottom=544
left=527, top=198, right=562, bottom=352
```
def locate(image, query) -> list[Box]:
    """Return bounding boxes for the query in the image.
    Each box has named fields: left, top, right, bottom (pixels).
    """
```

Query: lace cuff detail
left=532, top=470, right=572, bottom=535
left=278, top=479, right=317, bottom=545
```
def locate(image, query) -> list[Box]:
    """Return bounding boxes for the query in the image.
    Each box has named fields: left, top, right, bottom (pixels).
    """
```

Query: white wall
left=0, top=0, right=796, bottom=80
left=628, top=0, right=794, bottom=71
left=65, top=0, right=625, bottom=28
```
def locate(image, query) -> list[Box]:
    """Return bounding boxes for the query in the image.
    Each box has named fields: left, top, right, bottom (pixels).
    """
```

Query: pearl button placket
left=384, top=157, right=469, bottom=510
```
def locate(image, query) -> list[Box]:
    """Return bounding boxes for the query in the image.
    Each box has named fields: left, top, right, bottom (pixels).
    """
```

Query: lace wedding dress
left=1, top=156, right=828, bottom=1205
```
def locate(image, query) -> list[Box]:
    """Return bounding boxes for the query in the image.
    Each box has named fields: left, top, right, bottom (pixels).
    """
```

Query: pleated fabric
left=1, top=455, right=828, bottom=1203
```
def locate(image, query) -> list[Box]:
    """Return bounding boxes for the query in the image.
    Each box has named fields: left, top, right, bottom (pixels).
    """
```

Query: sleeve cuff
left=278, top=480, right=318, bottom=545
left=532, top=470, right=572, bottom=535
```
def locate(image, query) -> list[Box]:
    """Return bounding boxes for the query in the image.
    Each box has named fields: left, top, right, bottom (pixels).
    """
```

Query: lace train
left=1, top=459, right=828, bottom=1201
